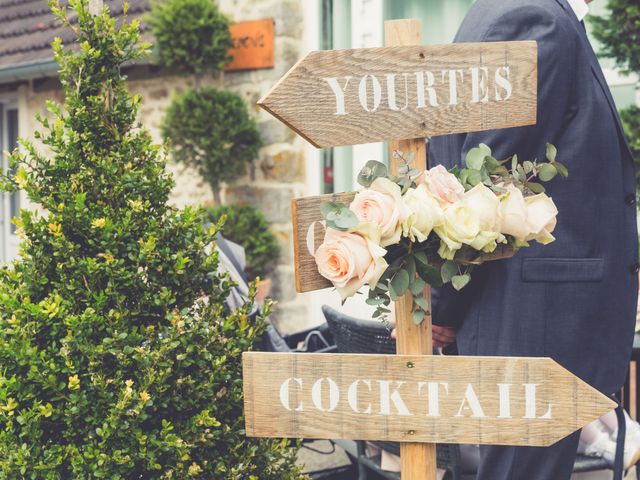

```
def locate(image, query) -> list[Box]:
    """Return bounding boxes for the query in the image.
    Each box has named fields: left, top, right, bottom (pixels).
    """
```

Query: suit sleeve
left=430, top=5, right=579, bottom=328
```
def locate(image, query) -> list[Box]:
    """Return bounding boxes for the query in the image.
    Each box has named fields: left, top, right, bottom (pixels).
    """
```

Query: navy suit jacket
left=429, top=0, right=638, bottom=394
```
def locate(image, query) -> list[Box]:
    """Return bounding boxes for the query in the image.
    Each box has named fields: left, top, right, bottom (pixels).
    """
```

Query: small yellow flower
left=139, top=391, right=151, bottom=403
left=125, top=379, right=134, bottom=388
left=14, top=167, right=28, bottom=189
left=91, top=218, right=106, bottom=229
left=128, top=199, right=143, bottom=212
left=68, top=375, right=80, bottom=391
left=188, top=462, right=203, bottom=476
left=48, top=222, right=63, bottom=237
left=1, top=398, right=18, bottom=416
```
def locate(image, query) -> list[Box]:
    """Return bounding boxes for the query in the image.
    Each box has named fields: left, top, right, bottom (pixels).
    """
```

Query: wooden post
left=384, top=19, right=437, bottom=480
left=88, top=0, right=103, bottom=15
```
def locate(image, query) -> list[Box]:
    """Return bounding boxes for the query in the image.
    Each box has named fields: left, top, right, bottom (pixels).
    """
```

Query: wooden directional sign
left=258, top=41, right=537, bottom=148
left=243, top=352, right=615, bottom=447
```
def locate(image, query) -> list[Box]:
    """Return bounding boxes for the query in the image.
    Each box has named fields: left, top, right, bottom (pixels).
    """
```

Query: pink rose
left=315, top=228, right=388, bottom=300
left=420, top=165, right=465, bottom=205
left=350, top=177, right=410, bottom=247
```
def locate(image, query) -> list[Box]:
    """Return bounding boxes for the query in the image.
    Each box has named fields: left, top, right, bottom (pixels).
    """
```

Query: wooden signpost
left=245, top=19, right=613, bottom=480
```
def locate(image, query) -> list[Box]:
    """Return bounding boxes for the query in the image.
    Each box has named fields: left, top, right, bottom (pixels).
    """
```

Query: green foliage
left=204, top=204, right=280, bottom=279
left=148, top=0, right=233, bottom=75
left=621, top=105, right=640, bottom=181
left=162, top=87, right=262, bottom=204
left=0, top=1, right=306, bottom=478
left=590, top=0, right=640, bottom=75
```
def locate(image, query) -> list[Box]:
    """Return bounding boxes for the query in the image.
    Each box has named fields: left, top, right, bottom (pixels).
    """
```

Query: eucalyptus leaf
left=390, top=269, right=410, bottom=297
left=320, top=201, right=343, bottom=219
left=523, top=161, right=534, bottom=174
left=511, top=154, right=518, bottom=172
left=406, top=152, right=415, bottom=164
left=527, top=182, right=545, bottom=194
left=467, top=169, right=482, bottom=186
left=410, top=277, right=427, bottom=296
left=546, top=143, right=557, bottom=162
left=440, top=261, right=458, bottom=283
left=465, top=145, right=490, bottom=170
left=451, top=273, right=471, bottom=291
left=412, top=310, right=424, bottom=325
left=416, top=261, right=443, bottom=287
left=357, top=160, right=388, bottom=187
left=414, top=251, right=429, bottom=265
left=414, top=297, right=430, bottom=311
left=365, top=297, right=385, bottom=306
left=538, top=163, right=558, bottom=182
left=405, top=256, right=416, bottom=280
left=554, top=161, right=569, bottom=178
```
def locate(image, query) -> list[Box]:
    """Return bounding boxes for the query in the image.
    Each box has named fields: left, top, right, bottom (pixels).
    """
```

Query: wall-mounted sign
left=225, top=18, right=275, bottom=72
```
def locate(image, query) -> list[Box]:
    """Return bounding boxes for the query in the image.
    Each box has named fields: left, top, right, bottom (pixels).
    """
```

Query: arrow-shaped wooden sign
left=258, top=41, right=537, bottom=148
left=243, top=352, right=615, bottom=447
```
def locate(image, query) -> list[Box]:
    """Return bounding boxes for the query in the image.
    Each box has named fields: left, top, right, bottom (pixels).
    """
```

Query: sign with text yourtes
left=243, top=353, right=615, bottom=447
left=258, top=41, right=537, bottom=148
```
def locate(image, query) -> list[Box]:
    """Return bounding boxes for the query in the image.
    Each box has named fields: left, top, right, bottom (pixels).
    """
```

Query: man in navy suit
left=429, top=0, right=638, bottom=478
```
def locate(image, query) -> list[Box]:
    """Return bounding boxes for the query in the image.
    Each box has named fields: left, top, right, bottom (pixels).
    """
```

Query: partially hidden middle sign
left=258, top=41, right=537, bottom=148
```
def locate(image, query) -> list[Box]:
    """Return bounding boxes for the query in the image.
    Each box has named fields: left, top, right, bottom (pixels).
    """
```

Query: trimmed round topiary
left=205, top=204, right=279, bottom=279
left=162, top=87, right=262, bottom=204
left=149, top=0, right=233, bottom=75
left=0, top=2, right=306, bottom=478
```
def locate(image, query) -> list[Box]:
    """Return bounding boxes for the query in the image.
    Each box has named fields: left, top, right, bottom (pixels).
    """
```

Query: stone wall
left=20, top=0, right=311, bottom=335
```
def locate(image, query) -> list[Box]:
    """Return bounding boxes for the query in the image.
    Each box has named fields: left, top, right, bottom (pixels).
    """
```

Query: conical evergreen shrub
left=0, top=1, right=306, bottom=478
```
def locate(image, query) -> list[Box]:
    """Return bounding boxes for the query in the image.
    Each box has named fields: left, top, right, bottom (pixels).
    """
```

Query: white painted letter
left=324, top=76, right=352, bottom=115
left=470, top=67, right=489, bottom=103
left=311, top=377, right=340, bottom=412
left=455, top=384, right=486, bottom=418
left=495, top=66, right=512, bottom=101
left=524, top=384, right=552, bottom=419
left=358, top=75, right=382, bottom=112
left=418, top=381, right=450, bottom=417
left=348, top=379, right=372, bottom=414
left=378, top=380, right=413, bottom=416
left=498, top=383, right=513, bottom=419
left=441, top=69, right=464, bottom=105
left=386, top=73, right=410, bottom=111
left=416, top=71, right=439, bottom=108
left=279, top=378, right=304, bottom=412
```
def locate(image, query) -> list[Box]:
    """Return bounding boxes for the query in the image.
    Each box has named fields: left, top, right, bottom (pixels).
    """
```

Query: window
left=0, top=101, right=20, bottom=263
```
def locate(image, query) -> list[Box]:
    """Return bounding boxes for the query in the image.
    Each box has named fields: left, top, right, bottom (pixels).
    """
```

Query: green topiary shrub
left=148, top=0, right=233, bottom=75
left=0, top=1, right=306, bottom=478
left=205, top=204, right=279, bottom=279
left=162, top=87, right=262, bottom=204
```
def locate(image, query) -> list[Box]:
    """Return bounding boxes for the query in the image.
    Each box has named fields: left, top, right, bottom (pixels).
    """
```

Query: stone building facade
left=0, top=0, right=320, bottom=334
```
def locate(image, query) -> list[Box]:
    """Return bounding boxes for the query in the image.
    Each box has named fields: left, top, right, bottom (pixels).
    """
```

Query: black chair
left=322, top=305, right=629, bottom=480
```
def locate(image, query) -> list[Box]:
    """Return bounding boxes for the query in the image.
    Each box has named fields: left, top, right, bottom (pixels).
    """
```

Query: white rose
left=525, top=193, right=558, bottom=245
left=435, top=202, right=480, bottom=251
left=499, top=185, right=529, bottom=242
left=469, top=231, right=506, bottom=252
left=401, top=184, right=443, bottom=243
left=315, top=228, right=388, bottom=300
left=462, top=184, right=501, bottom=231
left=350, top=177, right=410, bottom=247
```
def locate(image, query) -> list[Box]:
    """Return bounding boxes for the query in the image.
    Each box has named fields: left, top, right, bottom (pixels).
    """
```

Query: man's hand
left=390, top=325, right=456, bottom=348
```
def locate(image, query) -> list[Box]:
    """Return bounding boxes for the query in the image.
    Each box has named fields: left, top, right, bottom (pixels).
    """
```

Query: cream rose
left=462, top=184, right=501, bottom=231
left=401, top=184, right=443, bottom=242
left=315, top=228, right=388, bottom=300
left=499, top=185, right=529, bottom=242
left=435, top=202, right=480, bottom=251
left=350, top=177, right=410, bottom=247
left=420, top=165, right=465, bottom=205
left=525, top=193, right=558, bottom=245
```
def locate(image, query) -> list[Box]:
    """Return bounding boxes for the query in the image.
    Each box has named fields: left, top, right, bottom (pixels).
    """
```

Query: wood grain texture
left=242, top=352, right=616, bottom=447
left=385, top=19, right=436, bottom=480
left=258, top=41, right=538, bottom=148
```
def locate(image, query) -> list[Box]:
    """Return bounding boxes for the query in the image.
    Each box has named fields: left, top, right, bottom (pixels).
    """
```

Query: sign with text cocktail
left=244, top=353, right=615, bottom=447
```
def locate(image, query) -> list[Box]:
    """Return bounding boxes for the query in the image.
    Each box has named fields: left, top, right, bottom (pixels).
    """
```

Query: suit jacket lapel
left=554, top=0, right=634, bottom=160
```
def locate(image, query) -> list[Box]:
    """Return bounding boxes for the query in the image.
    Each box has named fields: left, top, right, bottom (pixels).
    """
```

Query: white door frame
left=0, top=95, right=20, bottom=263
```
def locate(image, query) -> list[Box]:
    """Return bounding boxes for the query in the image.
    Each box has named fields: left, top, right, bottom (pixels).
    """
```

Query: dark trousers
left=475, top=430, right=581, bottom=480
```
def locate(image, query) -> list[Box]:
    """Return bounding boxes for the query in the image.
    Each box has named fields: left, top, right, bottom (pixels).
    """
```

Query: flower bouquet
left=314, top=143, right=567, bottom=324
